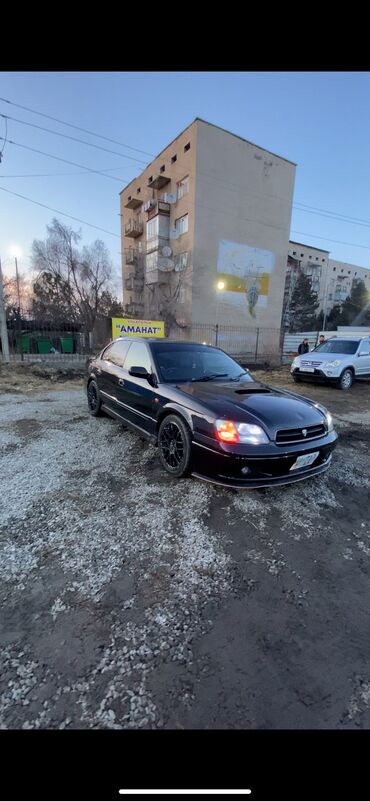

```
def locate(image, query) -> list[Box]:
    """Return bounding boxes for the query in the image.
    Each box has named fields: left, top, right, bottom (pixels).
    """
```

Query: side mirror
left=128, top=366, right=157, bottom=385
left=129, top=365, right=151, bottom=379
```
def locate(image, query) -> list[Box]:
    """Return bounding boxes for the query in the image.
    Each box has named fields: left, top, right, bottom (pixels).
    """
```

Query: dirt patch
left=0, top=362, right=84, bottom=394
left=1, top=377, right=370, bottom=730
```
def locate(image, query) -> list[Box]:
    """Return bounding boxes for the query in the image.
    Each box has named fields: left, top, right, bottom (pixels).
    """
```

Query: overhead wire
left=0, top=96, right=154, bottom=157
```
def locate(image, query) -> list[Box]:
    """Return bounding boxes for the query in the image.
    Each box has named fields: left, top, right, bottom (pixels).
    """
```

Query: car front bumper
left=291, top=367, right=342, bottom=383
left=191, top=431, right=338, bottom=489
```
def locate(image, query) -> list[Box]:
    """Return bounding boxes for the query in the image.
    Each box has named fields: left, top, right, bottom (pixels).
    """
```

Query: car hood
left=176, top=380, right=326, bottom=434
left=298, top=351, right=348, bottom=363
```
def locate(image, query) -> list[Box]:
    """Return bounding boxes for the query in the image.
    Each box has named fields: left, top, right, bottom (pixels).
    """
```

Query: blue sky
left=1, top=71, right=370, bottom=293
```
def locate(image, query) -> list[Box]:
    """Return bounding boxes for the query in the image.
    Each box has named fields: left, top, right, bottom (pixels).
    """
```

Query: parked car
left=291, top=335, right=370, bottom=390
left=86, top=338, right=338, bottom=489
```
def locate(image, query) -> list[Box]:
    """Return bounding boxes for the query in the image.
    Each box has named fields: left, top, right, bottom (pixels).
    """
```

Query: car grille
left=300, top=360, right=322, bottom=368
left=276, top=424, right=326, bottom=444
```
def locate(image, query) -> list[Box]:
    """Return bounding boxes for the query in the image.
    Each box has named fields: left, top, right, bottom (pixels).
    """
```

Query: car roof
left=326, top=335, right=368, bottom=341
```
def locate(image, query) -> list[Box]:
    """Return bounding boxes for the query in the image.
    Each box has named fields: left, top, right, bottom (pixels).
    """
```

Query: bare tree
left=2, top=272, right=32, bottom=312
left=31, top=218, right=121, bottom=329
left=144, top=255, right=192, bottom=335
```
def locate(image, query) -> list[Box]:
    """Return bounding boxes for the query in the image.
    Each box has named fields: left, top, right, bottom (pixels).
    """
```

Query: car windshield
left=151, top=343, right=253, bottom=383
left=314, top=339, right=360, bottom=355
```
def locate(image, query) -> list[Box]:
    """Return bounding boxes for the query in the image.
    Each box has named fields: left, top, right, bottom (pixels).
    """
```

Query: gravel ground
left=1, top=367, right=370, bottom=729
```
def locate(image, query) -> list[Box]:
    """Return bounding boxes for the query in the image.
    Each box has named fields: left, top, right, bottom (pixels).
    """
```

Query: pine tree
left=288, top=272, right=320, bottom=332
left=326, top=304, right=345, bottom=329
left=340, top=279, right=370, bottom=325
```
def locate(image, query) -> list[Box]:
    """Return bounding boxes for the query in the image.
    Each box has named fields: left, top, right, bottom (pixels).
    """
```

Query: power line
left=2, top=94, right=370, bottom=236
left=0, top=113, right=149, bottom=166
left=0, top=96, right=154, bottom=158
left=0, top=185, right=121, bottom=239
left=0, top=166, right=131, bottom=178
left=0, top=136, right=134, bottom=184
left=294, top=201, right=370, bottom=226
left=291, top=230, right=370, bottom=251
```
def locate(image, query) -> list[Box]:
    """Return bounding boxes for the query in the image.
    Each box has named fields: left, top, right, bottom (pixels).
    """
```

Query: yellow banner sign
left=112, top=318, right=165, bottom=339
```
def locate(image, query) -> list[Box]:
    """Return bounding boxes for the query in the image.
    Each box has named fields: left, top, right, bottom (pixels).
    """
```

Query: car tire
left=158, top=414, right=192, bottom=478
left=338, top=368, right=354, bottom=391
left=87, top=379, right=103, bottom=416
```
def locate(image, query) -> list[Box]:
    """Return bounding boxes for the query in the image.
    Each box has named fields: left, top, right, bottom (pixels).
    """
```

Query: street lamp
left=215, top=280, right=226, bottom=346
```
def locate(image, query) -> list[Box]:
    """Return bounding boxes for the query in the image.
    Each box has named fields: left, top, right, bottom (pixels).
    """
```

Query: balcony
left=125, top=247, right=139, bottom=264
left=145, top=269, right=170, bottom=286
left=147, top=174, right=171, bottom=190
left=125, top=273, right=144, bottom=292
left=146, top=236, right=170, bottom=254
left=125, top=219, right=143, bottom=238
left=124, top=197, right=142, bottom=210
left=125, top=301, right=144, bottom=316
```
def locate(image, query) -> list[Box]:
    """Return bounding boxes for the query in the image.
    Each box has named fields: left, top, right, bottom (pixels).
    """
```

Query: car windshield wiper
left=229, top=372, right=247, bottom=381
left=191, top=373, right=229, bottom=382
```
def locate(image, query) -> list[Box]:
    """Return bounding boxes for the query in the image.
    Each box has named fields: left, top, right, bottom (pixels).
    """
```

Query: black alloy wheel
left=87, top=379, right=103, bottom=416
left=158, top=414, right=192, bottom=478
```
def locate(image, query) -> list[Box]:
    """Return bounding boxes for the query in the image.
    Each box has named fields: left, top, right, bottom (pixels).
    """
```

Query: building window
left=128, top=195, right=131, bottom=201
left=137, top=187, right=141, bottom=194
left=333, top=267, right=336, bottom=271
left=300, top=253, right=304, bottom=257
left=148, top=176, right=153, bottom=183
left=322, top=258, right=325, bottom=262
left=175, top=251, right=189, bottom=272
left=348, top=271, right=351, bottom=274
left=341, top=269, right=344, bottom=272
left=177, top=176, right=189, bottom=199
left=146, top=252, right=158, bottom=273
left=178, top=287, right=186, bottom=304
left=160, top=165, right=165, bottom=173
left=171, top=154, right=177, bottom=163
left=175, top=214, right=189, bottom=235
left=316, top=257, right=319, bottom=261
left=147, top=217, right=158, bottom=242
left=292, top=251, right=296, bottom=255
left=184, top=142, right=191, bottom=152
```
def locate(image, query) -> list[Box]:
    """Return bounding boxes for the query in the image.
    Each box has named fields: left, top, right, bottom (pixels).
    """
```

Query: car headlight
left=215, top=419, right=269, bottom=444
left=325, top=359, right=342, bottom=368
left=325, top=411, right=334, bottom=432
left=291, top=357, right=300, bottom=368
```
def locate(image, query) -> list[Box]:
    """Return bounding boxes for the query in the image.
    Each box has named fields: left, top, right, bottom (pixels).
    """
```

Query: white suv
left=291, top=336, right=370, bottom=390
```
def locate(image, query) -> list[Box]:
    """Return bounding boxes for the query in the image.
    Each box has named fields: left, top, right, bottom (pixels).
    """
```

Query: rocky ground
left=1, top=363, right=370, bottom=729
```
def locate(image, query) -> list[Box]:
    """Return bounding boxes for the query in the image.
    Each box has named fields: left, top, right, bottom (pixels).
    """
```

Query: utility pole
left=0, top=257, right=10, bottom=362
left=12, top=254, right=24, bottom=361
left=322, top=260, right=330, bottom=333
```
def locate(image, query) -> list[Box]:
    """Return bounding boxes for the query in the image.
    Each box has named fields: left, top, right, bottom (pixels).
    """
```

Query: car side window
left=359, top=339, right=370, bottom=355
left=102, top=340, right=131, bottom=367
left=124, top=341, right=152, bottom=373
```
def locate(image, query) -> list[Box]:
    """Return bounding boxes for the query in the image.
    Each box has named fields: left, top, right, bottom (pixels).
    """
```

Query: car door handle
left=118, top=379, right=125, bottom=386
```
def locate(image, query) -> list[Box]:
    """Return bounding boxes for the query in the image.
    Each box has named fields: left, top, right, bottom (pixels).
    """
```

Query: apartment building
left=284, top=241, right=370, bottom=321
left=326, top=259, right=370, bottom=308
left=120, top=119, right=296, bottom=337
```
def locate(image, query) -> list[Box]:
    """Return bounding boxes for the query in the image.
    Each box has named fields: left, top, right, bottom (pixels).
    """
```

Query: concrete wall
left=192, top=120, right=296, bottom=333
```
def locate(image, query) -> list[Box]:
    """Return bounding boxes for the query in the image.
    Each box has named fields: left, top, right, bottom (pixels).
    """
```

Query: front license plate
left=290, top=451, right=319, bottom=471
left=300, top=366, right=315, bottom=372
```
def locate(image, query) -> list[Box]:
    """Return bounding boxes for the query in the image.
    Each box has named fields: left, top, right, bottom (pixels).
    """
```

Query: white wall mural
left=217, top=240, right=275, bottom=318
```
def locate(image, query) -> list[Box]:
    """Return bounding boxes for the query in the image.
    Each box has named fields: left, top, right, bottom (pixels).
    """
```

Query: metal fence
left=1, top=310, right=283, bottom=366
left=170, top=324, right=283, bottom=363
left=1, top=308, right=89, bottom=364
